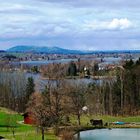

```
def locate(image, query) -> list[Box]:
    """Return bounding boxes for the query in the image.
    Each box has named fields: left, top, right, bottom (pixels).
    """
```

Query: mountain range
left=7, top=46, right=84, bottom=54
left=7, top=45, right=140, bottom=54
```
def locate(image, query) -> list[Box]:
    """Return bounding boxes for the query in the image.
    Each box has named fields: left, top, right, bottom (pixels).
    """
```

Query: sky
left=0, top=0, right=140, bottom=50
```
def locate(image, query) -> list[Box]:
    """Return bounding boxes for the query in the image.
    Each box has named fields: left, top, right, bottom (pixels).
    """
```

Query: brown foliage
left=27, top=93, right=55, bottom=127
left=60, top=130, right=75, bottom=140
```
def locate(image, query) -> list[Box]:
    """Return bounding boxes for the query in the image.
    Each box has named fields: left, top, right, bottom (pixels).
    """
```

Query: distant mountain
left=7, top=46, right=83, bottom=54
left=7, top=45, right=140, bottom=54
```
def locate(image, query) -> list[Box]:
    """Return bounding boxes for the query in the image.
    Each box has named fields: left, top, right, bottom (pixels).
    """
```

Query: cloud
left=0, top=3, right=38, bottom=15
left=84, top=18, right=133, bottom=31
left=0, top=0, right=139, bottom=50
left=35, top=0, right=140, bottom=9
left=108, top=18, right=132, bottom=30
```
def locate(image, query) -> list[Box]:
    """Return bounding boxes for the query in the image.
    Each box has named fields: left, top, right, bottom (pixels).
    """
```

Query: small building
left=84, top=66, right=90, bottom=78
left=22, top=112, right=33, bottom=124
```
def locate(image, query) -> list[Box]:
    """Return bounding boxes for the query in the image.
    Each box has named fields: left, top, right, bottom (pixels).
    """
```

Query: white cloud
left=84, top=18, right=133, bottom=31
left=108, top=18, right=132, bottom=30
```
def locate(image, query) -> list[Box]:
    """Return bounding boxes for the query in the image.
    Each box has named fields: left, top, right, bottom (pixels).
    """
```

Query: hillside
left=7, top=46, right=83, bottom=54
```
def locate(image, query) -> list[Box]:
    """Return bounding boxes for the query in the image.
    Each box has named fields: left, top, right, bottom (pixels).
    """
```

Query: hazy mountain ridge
left=7, top=46, right=84, bottom=54
left=7, top=45, right=140, bottom=54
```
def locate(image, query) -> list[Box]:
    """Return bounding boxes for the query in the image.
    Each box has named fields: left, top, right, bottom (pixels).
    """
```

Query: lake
left=20, top=57, right=123, bottom=66
left=74, top=128, right=140, bottom=140
left=21, top=58, right=78, bottom=66
left=26, top=73, right=103, bottom=91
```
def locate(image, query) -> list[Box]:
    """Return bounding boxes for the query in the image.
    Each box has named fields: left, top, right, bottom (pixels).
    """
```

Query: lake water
left=21, top=58, right=78, bottom=66
left=20, top=57, right=122, bottom=66
left=74, top=128, right=140, bottom=140
left=26, top=73, right=102, bottom=91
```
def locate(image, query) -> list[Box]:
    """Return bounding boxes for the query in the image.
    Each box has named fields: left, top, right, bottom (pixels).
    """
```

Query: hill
left=7, top=46, right=140, bottom=54
left=7, top=46, right=83, bottom=54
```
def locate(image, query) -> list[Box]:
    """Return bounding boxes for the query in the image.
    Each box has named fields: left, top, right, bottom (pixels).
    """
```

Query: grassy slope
left=0, top=107, right=57, bottom=140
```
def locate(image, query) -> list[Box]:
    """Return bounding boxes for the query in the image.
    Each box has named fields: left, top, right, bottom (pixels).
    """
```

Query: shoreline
left=74, top=125, right=140, bottom=140
left=58, top=124, right=140, bottom=140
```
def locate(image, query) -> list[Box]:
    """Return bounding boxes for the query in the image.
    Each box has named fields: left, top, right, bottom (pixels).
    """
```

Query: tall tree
left=65, top=82, right=86, bottom=125
left=25, top=77, right=35, bottom=103
left=42, top=81, right=64, bottom=135
left=94, top=63, right=99, bottom=75
left=27, top=93, right=55, bottom=140
left=67, top=61, right=77, bottom=76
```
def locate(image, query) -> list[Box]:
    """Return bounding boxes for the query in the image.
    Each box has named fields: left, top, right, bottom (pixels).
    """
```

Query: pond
left=74, top=128, right=140, bottom=140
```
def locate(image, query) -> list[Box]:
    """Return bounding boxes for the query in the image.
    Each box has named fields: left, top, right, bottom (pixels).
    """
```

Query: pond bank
left=58, top=123, right=140, bottom=140
left=74, top=128, right=140, bottom=140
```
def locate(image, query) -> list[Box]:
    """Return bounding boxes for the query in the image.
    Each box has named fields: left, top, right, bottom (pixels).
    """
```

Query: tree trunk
left=120, top=71, right=124, bottom=115
left=109, top=83, right=113, bottom=116
left=77, top=113, right=81, bottom=125
left=41, top=127, right=44, bottom=140
left=54, top=124, right=59, bottom=136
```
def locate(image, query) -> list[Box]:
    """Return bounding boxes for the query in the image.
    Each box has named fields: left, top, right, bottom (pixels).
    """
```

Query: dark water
left=74, top=128, right=140, bottom=140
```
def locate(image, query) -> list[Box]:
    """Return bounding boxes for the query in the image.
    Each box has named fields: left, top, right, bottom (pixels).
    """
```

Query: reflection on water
left=74, top=129, right=140, bottom=140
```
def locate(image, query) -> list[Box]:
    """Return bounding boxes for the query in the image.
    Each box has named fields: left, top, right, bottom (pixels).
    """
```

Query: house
left=22, top=112, right=33, bottom=124
left=84, top=66, right=90, bottom=78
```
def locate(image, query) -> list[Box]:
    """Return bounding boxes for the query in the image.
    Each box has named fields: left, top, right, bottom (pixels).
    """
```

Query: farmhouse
left=22, top=112, right=33, bottom=124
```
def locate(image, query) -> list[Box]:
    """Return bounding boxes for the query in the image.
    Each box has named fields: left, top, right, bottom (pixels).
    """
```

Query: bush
left=61, top=130, right=75, bottom=140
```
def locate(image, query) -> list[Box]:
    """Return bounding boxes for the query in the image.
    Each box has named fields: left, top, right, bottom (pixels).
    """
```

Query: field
left=70, top=115, right=140, bottom=128
left=81, top=115, right=140, bottom=124
left=0, top=107, right=58, bottom=140
left=0, top=107, right=140, bottom=140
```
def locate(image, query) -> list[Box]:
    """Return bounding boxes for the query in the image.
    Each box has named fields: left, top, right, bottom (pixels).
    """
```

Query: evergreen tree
left=94, top=63, right=99, bottom=72
left=25, top=77, right=35, bottom=99
left=93, top=63, right=99, bottom=75
left=31, top=66, right=39, bottom=73
left=124, top=59, right=134, bottom=69
left=136, top=57, right=140, bottom=65
left=67, top=61, right=77, bottom=76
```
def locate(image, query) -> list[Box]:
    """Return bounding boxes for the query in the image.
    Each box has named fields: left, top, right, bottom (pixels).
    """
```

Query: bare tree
left=64, top=82, right=86, bottom=125
left=42, top=81, right=64, bottom=136
left=27, top=93, right=56, bottom=140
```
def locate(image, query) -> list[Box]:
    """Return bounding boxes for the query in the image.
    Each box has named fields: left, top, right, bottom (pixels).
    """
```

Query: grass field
left=70, top=115, right=140, bottom=126
left=0, top=107, right=58, bottom=140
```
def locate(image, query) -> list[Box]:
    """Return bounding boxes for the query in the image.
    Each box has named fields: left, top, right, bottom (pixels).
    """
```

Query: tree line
left=0, top=72, right=35, bottom=112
